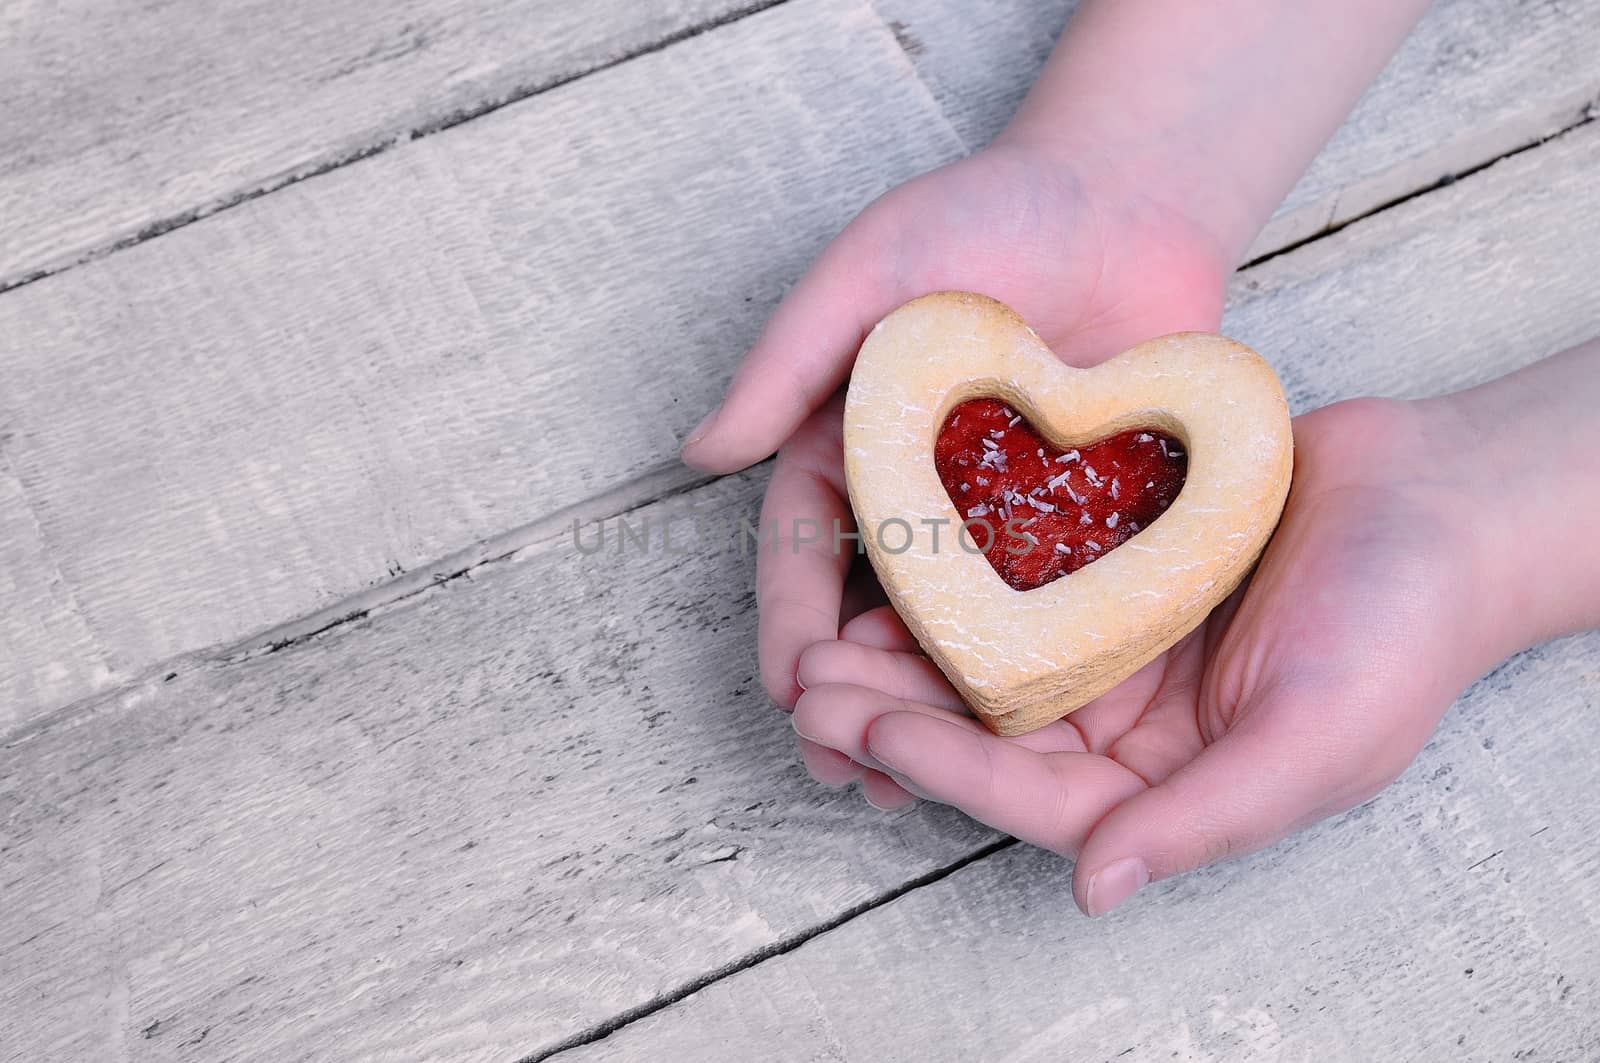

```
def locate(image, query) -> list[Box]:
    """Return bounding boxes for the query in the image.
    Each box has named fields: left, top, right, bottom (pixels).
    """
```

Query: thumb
left=679, top=207, right=902, bottom=474
left=1072, top=696, right=1380, bottom=917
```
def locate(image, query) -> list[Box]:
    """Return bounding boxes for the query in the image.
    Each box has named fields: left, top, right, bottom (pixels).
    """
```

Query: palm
left=685, top=142, right=1496, bottom=911
left=849, top=144, right=1226, bottom=366
left=1023, top=398, right=1479, bottom=794
left=795, top=397, right=1493, bottom=888
left=735, top=143, right=1231, bottom=712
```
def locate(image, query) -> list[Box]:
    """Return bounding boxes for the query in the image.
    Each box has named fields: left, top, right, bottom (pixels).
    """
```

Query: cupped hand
left=790, top=396, right=1511, bottom=915
left=679, top=141, right=1232, bottom=766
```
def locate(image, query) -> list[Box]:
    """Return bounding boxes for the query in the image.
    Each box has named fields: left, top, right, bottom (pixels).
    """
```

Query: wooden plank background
left=4, top=104, right=1599, bottom=1059
left=564, top=630, right=1600, bottom=1062
left=3, top=0, right=1599, bottom=732
left=0, top=0, right=771, bottom=289
left=0, top=466, right=999, bottom=1063
left=0, top=0, right=966, bottom=729
left=879, top=0, right=1600, bottom=256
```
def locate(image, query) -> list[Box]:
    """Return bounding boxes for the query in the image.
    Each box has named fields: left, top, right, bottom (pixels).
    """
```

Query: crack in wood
left=217, top=460, right=718, bottom=667
left=695, top=845, right=745, bottom=867
left=0, top=456, right=714, bottom=748
left=522, top=837, right=1017, bottom=1061
left=1243, top=96, right=1599, bottom=272
left=260, top=609, right=370, bottom=656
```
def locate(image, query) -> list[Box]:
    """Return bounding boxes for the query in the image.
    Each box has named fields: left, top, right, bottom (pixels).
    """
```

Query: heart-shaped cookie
left=843, top=292, right=1293, bottom=736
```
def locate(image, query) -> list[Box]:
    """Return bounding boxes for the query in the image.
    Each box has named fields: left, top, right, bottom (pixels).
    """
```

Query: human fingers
left=796, top=639, right=968, bottom=713
left=798, top=736, right=861, bottom=788
left=755, top=399, right=853, bottom=709
left=1070, top=688, right=1392, bottom=917
left=861, top=769, right=918, bottom=810
left=681, top=207, right=901, bottom=473
left=864, top=709, right=1147, bottom=857
left=838, top=605, right=919, bottom=653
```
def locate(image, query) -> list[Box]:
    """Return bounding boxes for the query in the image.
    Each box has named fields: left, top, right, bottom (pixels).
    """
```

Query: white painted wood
left=1253, top=0, right=1600, bottom=258
left=0, top=0, right=965, bottom=729
left=0, top=467, right=998, bottom=1063
left=3, top=0, right=1596, bottom=733
left=4, top=0, right=1599, bottom=734
left=0, top=455, right=115, bottom=722
left=1223, top=121, right=1600, bottom=411
left=0, top=0, right=768, bottom=288
left=871, top=0, right=1600, bottom=257
left=5, top=122, right=1600, bottom=1060
left=867, top=0, right=1074, bottom=150
left=567, top=633, right=1600, bottom=1062
left=7, top=0, right=1591, bottom=291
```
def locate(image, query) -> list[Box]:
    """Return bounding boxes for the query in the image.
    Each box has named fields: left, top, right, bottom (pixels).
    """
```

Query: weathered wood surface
left=0, top=467, right=998, bottom=1063
left=1225, top=121, right=1600, bottom=409
left=5, top=0, right=1593, bottom=293
left=4, top=0, right=1599, bottom=733
left=5, top=119, right=1600, bottom=1061
left=0, top=0, right=965, bottom=730
left=565, top=635, right=1600, bottom=1062
left=876, top=0, right=1600, bottom=257
left=0, top=0, right=771, bottom=289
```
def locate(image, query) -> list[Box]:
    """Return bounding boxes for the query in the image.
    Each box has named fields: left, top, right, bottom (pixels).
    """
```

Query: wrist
left=990, top=0, right=1432, bottom=271
left=1401, top=395, right=1531, bottom=668
left=980, top=128, right=1236, bottom=330
left=990, top=122, right=1241, bottom=289
left=1419, top=341, right=1600, bottom=656
left=1315, top=396, right=1521, bottom=680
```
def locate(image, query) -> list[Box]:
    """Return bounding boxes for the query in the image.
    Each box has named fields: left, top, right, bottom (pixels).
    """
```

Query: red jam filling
left=934, top=398, right=1187, bottom=591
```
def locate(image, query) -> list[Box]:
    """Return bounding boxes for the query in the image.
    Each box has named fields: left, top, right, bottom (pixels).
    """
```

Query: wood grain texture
left=1223, top=120, right=1600, bottom=412
left=0, top=453, right=114, bottom=715
left=563, top=635, right=1600, bottom=1062
left=871, top=0, right=1600, bottom=256
left=0, top=467, right=997, bottom=1063
left=0, top=0, right=772, bottom=288
left=6, top=121, right=1600, bottom=1061
left=5, top=0, right=1599, bottom=733
left=10, top=0, right=1589, bottom=290
left=0, top=0, right=963, bottom=730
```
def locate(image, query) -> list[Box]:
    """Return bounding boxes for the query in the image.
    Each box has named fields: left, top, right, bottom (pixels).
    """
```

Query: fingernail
left=791, top=716, right=821, bottom=743
left=866, top=755, right=931, bottom=802
left=682, top=406, right=720, bottom=449
left=1085, top=857, right=1149, bottom=917
left=882, top=768, right=931, bottom=802
left=863, top=730, right=896, bottom=768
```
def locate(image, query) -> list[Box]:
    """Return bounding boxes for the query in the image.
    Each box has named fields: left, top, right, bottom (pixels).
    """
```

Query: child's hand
left=678, top=0, right=1470, bottom=855
left=789, top=396, right=1516, bottom=915
left=682, top=0, right=1436, bottom=730
left=683, top=140, right=1230, bottom=718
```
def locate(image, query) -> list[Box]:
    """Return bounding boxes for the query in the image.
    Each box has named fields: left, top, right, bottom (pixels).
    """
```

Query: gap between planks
left=0, top=456, right=717, bottom=749
left=0, top=0, right=800, bottom=297
left=519, top=838, right=1019, bottom=1063
left=1242, top=96, right=1600, bottom=271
